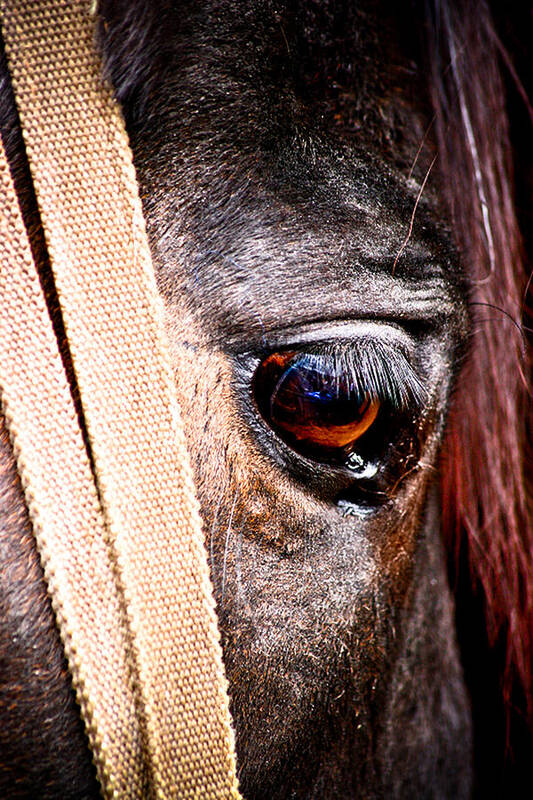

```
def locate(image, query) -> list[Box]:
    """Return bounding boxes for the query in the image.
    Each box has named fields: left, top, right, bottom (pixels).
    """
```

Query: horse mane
left=426, top=0, right=533, bottom=719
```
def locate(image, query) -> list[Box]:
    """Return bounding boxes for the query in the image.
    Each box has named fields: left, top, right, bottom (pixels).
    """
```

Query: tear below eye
left=253, top=350, right=381, bottom=465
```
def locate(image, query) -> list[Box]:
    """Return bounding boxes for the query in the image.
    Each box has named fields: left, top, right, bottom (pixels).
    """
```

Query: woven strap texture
left=0, top=131, right=145, bottom=798
left=0, top=1, right=241, bottom=798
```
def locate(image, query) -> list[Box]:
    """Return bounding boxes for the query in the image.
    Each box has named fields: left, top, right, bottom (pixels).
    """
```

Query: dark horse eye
left=254, top=351, right=381, bottom=466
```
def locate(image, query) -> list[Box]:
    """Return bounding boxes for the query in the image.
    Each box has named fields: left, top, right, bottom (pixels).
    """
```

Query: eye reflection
left=254, top=350, right=381, bottom=465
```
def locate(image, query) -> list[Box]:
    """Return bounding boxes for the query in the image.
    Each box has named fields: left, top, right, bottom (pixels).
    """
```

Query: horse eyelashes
left=253, top=339, right=425, bottom=473
left=308, top=340, right=425, bottom=411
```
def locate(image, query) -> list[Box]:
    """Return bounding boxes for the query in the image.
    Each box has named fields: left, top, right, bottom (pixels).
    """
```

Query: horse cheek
left=162, top=288, right=471, bottom=798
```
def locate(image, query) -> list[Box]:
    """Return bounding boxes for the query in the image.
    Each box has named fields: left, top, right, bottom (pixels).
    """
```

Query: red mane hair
left=428, top=0, right=533, bottom=712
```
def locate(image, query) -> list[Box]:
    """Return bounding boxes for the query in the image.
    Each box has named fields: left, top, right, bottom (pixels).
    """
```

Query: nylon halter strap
left=0, top=1, right=241, bottom=798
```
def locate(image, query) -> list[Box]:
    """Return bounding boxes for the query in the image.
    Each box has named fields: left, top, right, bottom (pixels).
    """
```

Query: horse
left=0, top=0, right=531, bottom=797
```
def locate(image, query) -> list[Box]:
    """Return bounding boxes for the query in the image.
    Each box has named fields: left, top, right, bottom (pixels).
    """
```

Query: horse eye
left=253, top=351, right=381, bottom=467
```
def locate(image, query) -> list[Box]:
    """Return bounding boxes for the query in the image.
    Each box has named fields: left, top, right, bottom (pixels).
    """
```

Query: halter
left=0, top=1, right=241, bottom=797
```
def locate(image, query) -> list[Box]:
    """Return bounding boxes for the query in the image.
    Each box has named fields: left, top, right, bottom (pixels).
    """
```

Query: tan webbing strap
left=0, top=1, right=241, bottom=798
left=0, top=134, right=145, bottom=798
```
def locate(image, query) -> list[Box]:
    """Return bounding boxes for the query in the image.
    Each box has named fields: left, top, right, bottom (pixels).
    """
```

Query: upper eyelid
left=221, top=307, right=446, bottom=354
left=237, top=320, right=417, bottom=356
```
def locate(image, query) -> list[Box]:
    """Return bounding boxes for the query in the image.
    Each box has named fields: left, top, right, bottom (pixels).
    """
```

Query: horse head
left=0, top=0, right=531, bottom=797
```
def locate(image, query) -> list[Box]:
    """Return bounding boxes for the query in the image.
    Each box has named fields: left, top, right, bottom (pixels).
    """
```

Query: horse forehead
left=131, top=3, right=459, bottom=343
left=153, top=153, right=462, bottom=350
